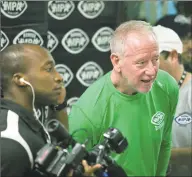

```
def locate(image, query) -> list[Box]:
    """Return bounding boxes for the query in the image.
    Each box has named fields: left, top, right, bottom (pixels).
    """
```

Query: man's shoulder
left=76, top=72, right=112, bottom=104
left=155, top=69, right=179, bottom=92
left=71, top=72, right=113, bottom=116
left=81, top=72, right=109, bottom=94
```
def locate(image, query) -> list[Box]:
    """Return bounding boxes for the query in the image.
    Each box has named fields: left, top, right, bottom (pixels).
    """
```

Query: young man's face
left=159, top=52, right=172, bottom=74
left=182, top=37, right=192, bottom=63
left=119, top=32, right=159, bottom=93
left=25, top=47, right=65, bottom=106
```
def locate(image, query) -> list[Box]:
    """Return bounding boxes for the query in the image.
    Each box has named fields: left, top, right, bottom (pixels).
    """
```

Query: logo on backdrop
left=77, top=1, right=105, bottom=19
left=175, top=113, right=192, bottom=125
left=1, top=30, right=10, bottom=51
left=55, top=64, right=74, bottom=87
left=36, top=106, right=49, bottom=124
left=13, top=29, right=44, bottom=46
left=151, top=111, right=165, bottom=131
left=47, top=31, right=59, bottom=53
left=92, top=27, right=114, bottom=52
left=1, top=0, right=28, bottom=19
left=66, top=97, right=79, bottom=115
left=48, top=1, right=75, bottom=20
left=76, top=61, right=104, bottom=87
left=61, top=28, right=89, bottom=54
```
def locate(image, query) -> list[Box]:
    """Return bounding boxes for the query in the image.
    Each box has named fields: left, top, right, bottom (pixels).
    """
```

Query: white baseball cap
left=153, top=25, right=183, bottom=54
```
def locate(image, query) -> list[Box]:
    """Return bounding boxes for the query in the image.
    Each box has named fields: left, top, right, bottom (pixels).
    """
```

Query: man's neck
left=110, top=70, right=137, bottom=95
left=174, top=65, right=191, bottom=87
left=4, top=92, right=34, bottom=113
left=182, top=72, right=191, bottom=87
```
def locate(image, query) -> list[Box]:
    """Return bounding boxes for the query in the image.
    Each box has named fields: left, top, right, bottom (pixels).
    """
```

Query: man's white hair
left=110, top=20, right=156, bottom=55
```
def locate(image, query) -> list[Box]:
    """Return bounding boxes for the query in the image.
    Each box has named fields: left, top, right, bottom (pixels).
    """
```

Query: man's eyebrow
left=153, top=54, right=160, bottom=58
left=42, top=60, right=55, bottom=67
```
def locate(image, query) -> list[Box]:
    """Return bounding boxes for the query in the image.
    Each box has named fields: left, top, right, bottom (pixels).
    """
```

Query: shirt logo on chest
left=175, top=113, right=192, bottom=125
left=151, top=111, right=165, bottom=131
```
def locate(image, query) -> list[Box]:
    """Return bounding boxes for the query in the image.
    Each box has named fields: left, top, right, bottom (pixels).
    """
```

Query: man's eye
left=155, top=58, right=159, bottom=61
left=152, top=58, right=159, bottom=63
left=46, top=67, right=53, bottom=72
left=137, top=61, right=145, bottom=65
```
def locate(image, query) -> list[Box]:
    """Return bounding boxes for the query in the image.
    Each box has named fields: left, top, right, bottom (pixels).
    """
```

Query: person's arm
left=156, top=81, right=179, bottom=176
left=156, top=136, right=172, bottom=176
left=1, top=138, right=31, bottom=176
left=170, top=147, right=192, bottom=165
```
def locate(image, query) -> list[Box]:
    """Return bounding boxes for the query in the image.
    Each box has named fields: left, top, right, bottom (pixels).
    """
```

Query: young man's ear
left=170, top=50, right=179, bottom=63
left=12, top=73, right=27, bottom=86
left=110, top=53, right=121, bottom=72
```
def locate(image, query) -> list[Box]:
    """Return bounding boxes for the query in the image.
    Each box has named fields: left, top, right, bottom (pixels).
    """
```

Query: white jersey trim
left=1, top=110, right=34, bottom=169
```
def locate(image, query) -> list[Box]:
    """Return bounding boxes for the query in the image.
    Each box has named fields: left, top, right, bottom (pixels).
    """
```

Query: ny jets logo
left=1, top=1, right=28, bottom=19
left=77, top=1, right=105, bottom=19
left=61, top=28, right=89, bottom=54
left=55, top=64, right=74, bottom=87
left=13, top=29, right=44, bottom=46
left=151, top=111, right=165, bottom=131
left=1, top=30, right=9, bottom=51
left=66, top=97, right=79, bottom=115
left=76, top=61, right=103, bottom=87
left=175, top=113, right=192, bottom=125
left=47, top=31, right=59, bottom=53
left=35, top=106, right=49, bottom=124
left=92, top=27, right=113, bottom=52
left=48, top=1, right=75, bottom=20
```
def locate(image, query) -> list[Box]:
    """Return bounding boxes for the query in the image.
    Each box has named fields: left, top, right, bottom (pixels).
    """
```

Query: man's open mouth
left=141, top=80, right=151, bottom=83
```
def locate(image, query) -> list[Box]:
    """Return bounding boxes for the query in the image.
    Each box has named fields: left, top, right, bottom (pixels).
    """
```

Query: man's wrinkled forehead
left=124, top=32, right=158, bottom=57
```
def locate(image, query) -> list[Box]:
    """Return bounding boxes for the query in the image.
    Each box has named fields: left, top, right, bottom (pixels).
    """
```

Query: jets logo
left=175, top=113, right=192, bottom=125
left=92, top=27, right=114, bottom=52
left=35, top=106, right=49, bottom=124
left=13, top=29, right=44, bottom=46
left=1, top=30, right=9, bottom=51
left=61, top=28, right=89, bottom=54
left=47, top=31, right=59, bottom=53
left=48, top=1, right=75, bottom=20
left=151, top=111, right=165, bottom=131
left=1, top=1, right=28, bottom=19
left=77, top=1, right=105, bottom=19
left=55, top=64, right=74, bottom=87
left=66, top=97, right=79, bottom=115
left=76, top=61, right=103, bottom=87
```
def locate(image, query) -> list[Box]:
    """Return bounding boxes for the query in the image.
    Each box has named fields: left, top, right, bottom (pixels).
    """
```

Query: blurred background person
left=155, top=1, right=192, bottom=72
left=153, top=25, right=192, bottom=177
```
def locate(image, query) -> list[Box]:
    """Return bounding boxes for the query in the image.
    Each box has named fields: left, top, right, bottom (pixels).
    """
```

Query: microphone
left=46, top=119, right=76, bottom=147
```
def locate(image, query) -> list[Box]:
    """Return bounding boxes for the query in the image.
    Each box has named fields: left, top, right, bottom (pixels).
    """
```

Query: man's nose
left=145, top=61, right=157, bottom=76
left=55, top=71, right=63, bottom=82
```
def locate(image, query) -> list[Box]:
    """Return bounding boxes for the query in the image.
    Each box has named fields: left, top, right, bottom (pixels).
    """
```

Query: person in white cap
left=153, top=25, right=192, bottom=176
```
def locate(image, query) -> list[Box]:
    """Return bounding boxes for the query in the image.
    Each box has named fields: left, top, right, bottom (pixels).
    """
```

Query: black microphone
left=46, top=119, right=76, bottom=147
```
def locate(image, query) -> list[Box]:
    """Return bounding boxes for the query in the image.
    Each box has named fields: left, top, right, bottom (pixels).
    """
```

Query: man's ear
left=110, top=53, right=121, bottom=72
left=170, top=50, right=179, bottom=64
left=12, top=73, right=27, bottom=86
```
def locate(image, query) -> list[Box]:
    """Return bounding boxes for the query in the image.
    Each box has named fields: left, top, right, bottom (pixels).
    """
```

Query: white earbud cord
left=21, top=79, right=51, bottom=144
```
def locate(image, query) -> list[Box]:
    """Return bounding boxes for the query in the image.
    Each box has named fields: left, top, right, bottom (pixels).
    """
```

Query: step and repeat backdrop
left=1, top=0, right=122, bottom=114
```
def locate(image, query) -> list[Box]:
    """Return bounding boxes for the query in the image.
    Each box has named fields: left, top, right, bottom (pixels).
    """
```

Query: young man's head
left=155, top=11, right=191, bottom=72
left=110, top=20, right=159, bottom=95
left=0, top=44, right=65, bottom=108
left=153, top=25, right=183, bottom=77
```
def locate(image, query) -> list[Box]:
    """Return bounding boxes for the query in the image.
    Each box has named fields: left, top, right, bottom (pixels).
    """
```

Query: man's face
left=182, top=37, right=191, bottom=63
left=159, top=52, right=172, bottom=75
left=25, top=47, right=65, bottom=106
left=119, top=32, right=159, bottom=93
